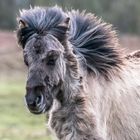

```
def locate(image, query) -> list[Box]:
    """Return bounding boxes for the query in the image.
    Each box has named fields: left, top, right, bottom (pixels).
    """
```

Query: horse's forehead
left=44, top=35, right=64, bottom=51
left=32, top=35, right=56, bottom=50
left=25, top=34, right=63, bottom=54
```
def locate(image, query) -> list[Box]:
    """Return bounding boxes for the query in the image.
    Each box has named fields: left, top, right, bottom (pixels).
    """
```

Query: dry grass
left=0, top=31, right=26, bottom=80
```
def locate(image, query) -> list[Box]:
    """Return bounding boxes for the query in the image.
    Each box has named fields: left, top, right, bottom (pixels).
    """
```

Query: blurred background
left=0, top=0, right=140, bottom=140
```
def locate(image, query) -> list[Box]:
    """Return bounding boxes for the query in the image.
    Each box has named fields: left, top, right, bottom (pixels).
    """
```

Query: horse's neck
left=86, top=65, right=140, bottom=127
left=49, top=83, right=104, bottom=140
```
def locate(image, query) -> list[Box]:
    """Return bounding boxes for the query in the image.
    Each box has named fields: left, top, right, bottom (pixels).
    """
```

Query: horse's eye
left=24, top=57, right=29, bottom=66
left=46, top=50, right=59, bottom=66
left=47, top=58, right=56, bottom=65
left=23, top=53, right=29, bottom=66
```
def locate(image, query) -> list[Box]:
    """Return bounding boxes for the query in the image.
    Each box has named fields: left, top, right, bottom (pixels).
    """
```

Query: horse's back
left=125, top=50, right=140, bottom=63
left=106, top=50, right=140, bottom=140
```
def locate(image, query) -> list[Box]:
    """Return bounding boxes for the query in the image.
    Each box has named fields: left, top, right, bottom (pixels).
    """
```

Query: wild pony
left=17, top=6, right=140, bottom=140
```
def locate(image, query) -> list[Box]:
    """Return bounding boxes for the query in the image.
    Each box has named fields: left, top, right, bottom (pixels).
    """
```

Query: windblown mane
left=17, top=6, right=123, bottom=78
left=68, top=11, right=123, bottom=77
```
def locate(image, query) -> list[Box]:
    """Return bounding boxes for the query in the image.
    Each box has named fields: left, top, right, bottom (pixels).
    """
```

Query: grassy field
left=0, top=79, right=54, bottom=140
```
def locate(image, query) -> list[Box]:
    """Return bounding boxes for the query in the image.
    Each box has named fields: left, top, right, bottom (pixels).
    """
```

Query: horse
left=16, top=6, right=140, bottom=140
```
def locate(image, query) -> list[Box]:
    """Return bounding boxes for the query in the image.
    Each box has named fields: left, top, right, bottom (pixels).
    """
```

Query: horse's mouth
left=28, top=104, right=46, bottom=115
left=25, top=93, right=53, bottom=115
left=24, top=94, right=46, bottom=115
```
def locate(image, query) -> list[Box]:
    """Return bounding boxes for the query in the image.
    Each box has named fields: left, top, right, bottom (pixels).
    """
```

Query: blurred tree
left=0, top=0, right=16, bottom=29
left=0, top=0, right=140, bottom=35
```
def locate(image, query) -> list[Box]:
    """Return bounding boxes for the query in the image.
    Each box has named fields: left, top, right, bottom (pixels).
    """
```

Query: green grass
left=0, top=79, right=54, bottom=140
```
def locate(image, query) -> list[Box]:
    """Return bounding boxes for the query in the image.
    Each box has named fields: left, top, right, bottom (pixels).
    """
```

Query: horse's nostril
left=35, top=95, right=43, bottom=106
left=36, top=95, right=41, bottom=104
left=26, top=95, right=42, bottom=109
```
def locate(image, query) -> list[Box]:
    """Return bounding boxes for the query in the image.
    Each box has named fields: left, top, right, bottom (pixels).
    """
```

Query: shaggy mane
left=68, top=10, right=123, bottom=77
left=17, top=6, right=123, bottom=78
left=17, top=6, right=68, bottom=47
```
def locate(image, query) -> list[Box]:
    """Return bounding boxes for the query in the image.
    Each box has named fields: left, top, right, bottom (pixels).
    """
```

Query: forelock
left=20, top=6, right=66, bottom=32
left=17, top=6, right=68, bottom=48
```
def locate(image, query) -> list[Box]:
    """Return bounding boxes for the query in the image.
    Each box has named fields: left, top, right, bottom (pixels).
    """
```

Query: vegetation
left=0, top=0, right=140, bottom=34
left=0, top=79, right=54, bottom=140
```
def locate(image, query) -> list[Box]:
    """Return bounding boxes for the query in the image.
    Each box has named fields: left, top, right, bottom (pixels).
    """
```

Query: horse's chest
left=47, top=101, right=69, bottom=139
left=48, top=111, right=72, bottom=140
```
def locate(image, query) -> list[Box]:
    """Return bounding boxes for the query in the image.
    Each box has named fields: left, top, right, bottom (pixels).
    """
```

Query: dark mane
left=17, top=6, right=123, bottom=78
left=17, top=6, right=68, bottom=48
left=68, top=10, right=123, bottom=77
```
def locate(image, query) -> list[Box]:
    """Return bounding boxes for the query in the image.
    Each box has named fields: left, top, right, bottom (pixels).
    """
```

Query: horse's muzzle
left=25, top=86, right=46, bottom=114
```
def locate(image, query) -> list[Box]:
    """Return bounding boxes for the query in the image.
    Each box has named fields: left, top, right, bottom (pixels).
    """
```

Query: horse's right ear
left=52, top=17, right=70, bottom=43
left=58, top=17, right=70, bottom=30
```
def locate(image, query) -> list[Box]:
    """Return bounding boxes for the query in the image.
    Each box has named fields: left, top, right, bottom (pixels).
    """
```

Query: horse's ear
left=16, top=18, right=29, bottom=48
left=58, top=17, right=70, bottom=30
left=52, top=17, right=70, bottom=43
left=18, top=19, right=28, bottom=29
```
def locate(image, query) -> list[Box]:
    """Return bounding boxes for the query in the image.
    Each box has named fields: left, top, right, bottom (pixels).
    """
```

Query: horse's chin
left=27, top=104, right=46, bottom=115
left=27, top=101, right=53, bottom=115
left=29, top=109, right=44, bottom=115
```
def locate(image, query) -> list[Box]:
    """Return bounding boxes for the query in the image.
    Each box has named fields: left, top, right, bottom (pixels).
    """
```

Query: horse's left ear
left=18, top=19, right=28, bottom=29
left=58, top=17, right=70, bottom=30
